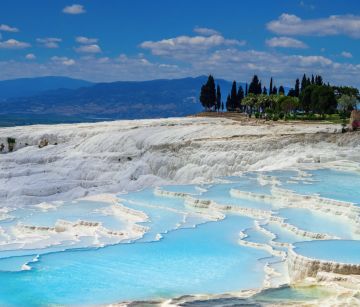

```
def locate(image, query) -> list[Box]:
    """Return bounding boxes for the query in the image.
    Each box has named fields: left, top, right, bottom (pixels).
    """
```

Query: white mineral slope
left=1, top=117, right=359, bottom=207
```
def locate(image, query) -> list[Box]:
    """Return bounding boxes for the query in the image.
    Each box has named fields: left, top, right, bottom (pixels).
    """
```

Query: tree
left=295, top=78, right=300, bottom=97
left=216, top=84, right=221, bottom=111
left=221, top=101, right=224, bottom=112
left=315, top=75, right=323, bottom=86
left=337, top=95, right=357, bottom=113
left=278, top=85, right=285, bottom=95
left=269, top=77, right=273, bottom=95
left=230, top=81, right=237, bottom=111
left=301, top=74, right=307, bottom=93
left=245, top=83, right=248, bottom=96
left=237, top=86, right=244, bottom=111
left=272, top=86, right=278, bottom=95
left=288, top=88, right=296, bottom=97
left=300, top=84, right=315, bottom=113
left=248, top=75, right=262, bottom=95
left=262, top=86, right=267, bottom=95
left=226, top=94, right=231, bottom=111
left=311, top=85, right=337, bottom=115
left=311, top=74, right=315, bottom=84
left=199, top=75, right=216, bottom=110
left=242, top=93, right=257, bottom=114
left=279, top=96, right=299, bottom=114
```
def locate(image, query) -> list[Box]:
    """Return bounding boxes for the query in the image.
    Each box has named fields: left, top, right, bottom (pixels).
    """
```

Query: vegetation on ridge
left=200, top=74, right=359, bottom=122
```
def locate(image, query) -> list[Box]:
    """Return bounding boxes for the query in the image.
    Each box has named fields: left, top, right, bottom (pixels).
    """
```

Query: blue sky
left=0, top=0, right=359, bottom=87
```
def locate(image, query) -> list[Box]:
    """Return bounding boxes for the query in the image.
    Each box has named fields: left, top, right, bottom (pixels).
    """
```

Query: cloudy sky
left=0, top=0, right=359, bottom=87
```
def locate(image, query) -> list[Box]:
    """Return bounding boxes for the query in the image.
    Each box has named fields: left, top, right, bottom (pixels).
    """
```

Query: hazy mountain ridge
left=0, top=76, right=241, bottom=125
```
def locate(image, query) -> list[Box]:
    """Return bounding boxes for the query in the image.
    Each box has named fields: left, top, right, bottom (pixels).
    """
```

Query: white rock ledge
left=287, top=245, right=360, bottom=282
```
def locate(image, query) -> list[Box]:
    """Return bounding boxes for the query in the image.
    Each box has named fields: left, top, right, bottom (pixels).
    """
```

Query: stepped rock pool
left=0, top=169, right=359, bottom=306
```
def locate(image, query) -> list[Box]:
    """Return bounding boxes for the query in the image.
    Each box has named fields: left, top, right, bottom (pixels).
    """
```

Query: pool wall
left=287, top=247, right=360, bottom=282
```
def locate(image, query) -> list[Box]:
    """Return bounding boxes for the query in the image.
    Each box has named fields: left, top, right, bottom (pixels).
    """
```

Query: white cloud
left=25, top=53, right=36, bottom=60
left=36, top=37, right=62, bottom=48
left=75, top=36, right=98, bottom=44
left=62, top=4, right=86, bottom=14
left=193, top=27, right=220, bottom=36
left=75, top=44, right=102, bottom=53
left=140, top=34, right=246, bottom=59
left=51, top=56, right=76, bottom=66
left=0, top=39, right=30, bottom=49
left=267, top=13, right=360, bottom=38
left=341, top=51, right=353, bottom=58
left=0, top=24, right=19, bottom=32
left=266, top=36, right=308, bottom=48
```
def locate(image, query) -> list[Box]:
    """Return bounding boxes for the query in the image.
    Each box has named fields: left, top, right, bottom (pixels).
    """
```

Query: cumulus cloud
left=266, top=36, right=308, bottom=48
left=341, top=51, right=352, bottom=58
left=51, top=56, right=76, bottom=66
left=62, top=4, right=86, bottom=14
left=25, top=53, right=36, bottom=60
left=75, top=44, right=101, bottom=53
left=267, top=13, right=360, bottom=38
left=36, top=37, right=62, bottom=48
left=0, top=39, right=30, bottom=49
left=75, top=36, right=98, bottom=44
left=140, top=34, right=246, bottom=59
left=193, top=27, right=220, bottom=36
left=0, top=24, right=19, bottom=32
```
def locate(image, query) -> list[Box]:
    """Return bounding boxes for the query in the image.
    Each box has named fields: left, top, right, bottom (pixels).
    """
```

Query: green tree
left=216, top=84, right=221, bottom=111
left=230, top=81, right=237, bottom=111
left=248, top=75, right=262, bottom=95
left=199, top=75, right=216, bottom=110
left=295, top=78, right=300, bottom=97
left=262, top=86, right=267, bottom=95
left=337, top=95, right=357, bottom=113
left=301, top=74, right=307, bottom=93
left=310, top=85, right=337, bottom=115
left=269, top=77, right=273, bottom=96
left=237, top=85, right=244, bottom=111
left=242, top=93, right=257, bottom=114
left=278, top=86, right=285, bottom=95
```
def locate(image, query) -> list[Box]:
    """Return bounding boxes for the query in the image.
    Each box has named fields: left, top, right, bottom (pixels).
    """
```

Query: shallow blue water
left=281, top=169, right=360, bottom=205
left=294, top=240, right=360, bottom=263
left=0, top=168, right=359, bottom=306
left=0, top=216, right=268, bottom=306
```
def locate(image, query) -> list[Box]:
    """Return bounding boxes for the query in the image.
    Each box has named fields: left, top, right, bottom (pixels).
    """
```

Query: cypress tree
left=279, top=85, right=285, bottom=95
left=216, top=84, right=221, bottom=111
left=269, top=77, right=273, bottom=95
left=262, top=86, right=267, bottom=95
left=199, top=75, right=216, bottom=110
left=230, top=81, right=237, bottom=111
left=315, top=75, right=323, bottom=86
left=237, top=85, right=244, bottom=111
left=245, top=83, right=248, bottom=96
left=295, top=78, right=300, bottom=97
left=288, top=88, right=296, bottom=97
left=221, top=101, right=224, bottom=112
left=226, top=94, right=231, bottom=111
left=301, top=74, right=307, bottom=93
left=272, top=86, right=278, bottom=95
left=249, top=75, right=262, bottom=95
left=311, top=74, right=315, bottom=84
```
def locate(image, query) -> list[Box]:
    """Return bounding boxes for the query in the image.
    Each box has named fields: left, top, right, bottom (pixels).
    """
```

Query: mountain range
left=0, top=76, right=241, bottom=126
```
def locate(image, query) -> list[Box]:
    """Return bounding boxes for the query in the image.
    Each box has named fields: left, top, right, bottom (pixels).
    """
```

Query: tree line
left=200, top=74, right=359, bottom=120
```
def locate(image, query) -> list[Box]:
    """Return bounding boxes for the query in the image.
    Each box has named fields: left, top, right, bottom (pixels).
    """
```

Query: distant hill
left=0, top=76, right=240, bottom=126
left=0, top=76, right=93, bottom=100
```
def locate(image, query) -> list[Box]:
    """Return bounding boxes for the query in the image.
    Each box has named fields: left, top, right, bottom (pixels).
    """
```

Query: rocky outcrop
left=287, top=247, right=360, bottom=282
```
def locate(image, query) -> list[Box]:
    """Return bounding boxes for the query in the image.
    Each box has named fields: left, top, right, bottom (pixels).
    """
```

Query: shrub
left=255, top=112, right=260, bottom=119
left=279, top=112, right=285, bottom=119
left=273, top=114, right=279, bottom=121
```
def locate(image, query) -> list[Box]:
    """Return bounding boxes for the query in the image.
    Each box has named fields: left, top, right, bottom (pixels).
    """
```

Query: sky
left=0, top=0, right=359, bottom=88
